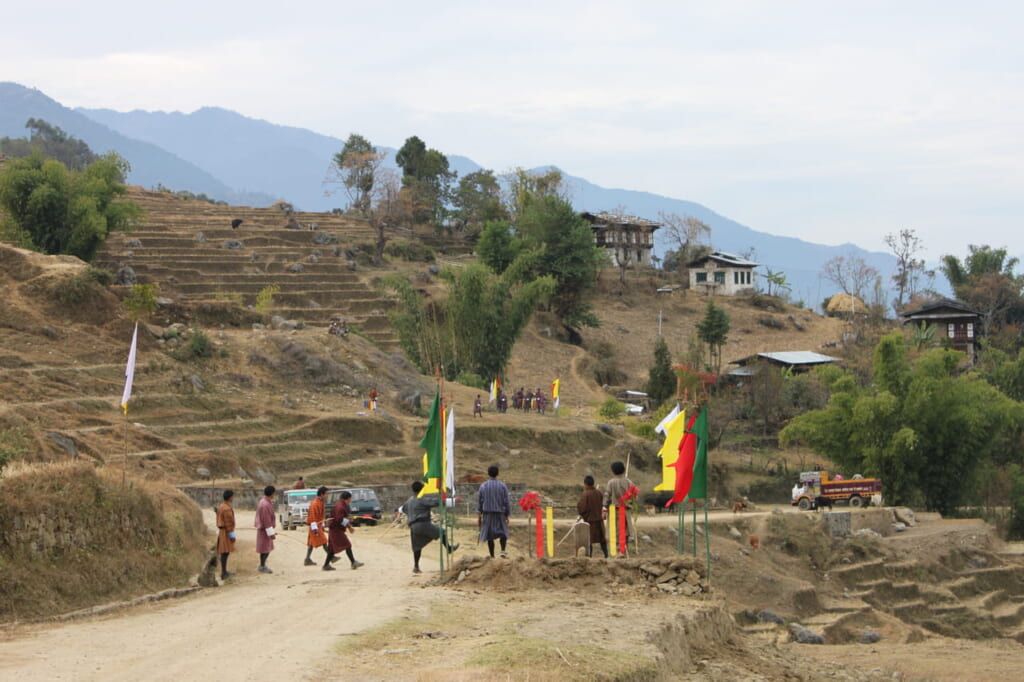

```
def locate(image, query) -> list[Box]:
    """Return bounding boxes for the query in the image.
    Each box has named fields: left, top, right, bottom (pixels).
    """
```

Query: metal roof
left=690, top=250, right=760, bottom=267
left=581, top=211, right=661, bottom=228
left=730, top=351, right=837, bottom=366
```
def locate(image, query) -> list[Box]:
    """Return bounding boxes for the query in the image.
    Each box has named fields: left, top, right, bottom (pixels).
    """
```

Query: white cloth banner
left=655, top=404, right=680, bottom=435
left=445, top=407, right=456, bottom=496
left=120, top=323, right=138, bottom=412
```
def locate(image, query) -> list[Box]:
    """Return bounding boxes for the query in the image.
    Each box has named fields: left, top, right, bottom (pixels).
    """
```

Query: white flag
left=655, top=404, right=680, bottom=436
left=120, top=323, right=139, bottom=414
left=445, top=407, right=456, bottom=496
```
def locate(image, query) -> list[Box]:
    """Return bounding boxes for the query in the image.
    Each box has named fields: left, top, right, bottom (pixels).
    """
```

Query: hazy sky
left=4, top=1, right=1022, bottom=259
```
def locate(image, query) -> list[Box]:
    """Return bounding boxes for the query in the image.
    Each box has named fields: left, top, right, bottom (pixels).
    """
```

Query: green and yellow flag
left=418, top=391, right=444, bottom=496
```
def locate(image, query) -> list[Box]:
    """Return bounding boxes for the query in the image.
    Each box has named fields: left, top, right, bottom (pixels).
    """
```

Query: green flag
left=688, top=408, right=709, bottom=499
left=419, top=391, right=443, bottom=482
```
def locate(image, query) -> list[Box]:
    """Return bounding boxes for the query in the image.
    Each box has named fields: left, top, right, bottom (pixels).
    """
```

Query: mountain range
left=0, top=81, right=897, bottom=307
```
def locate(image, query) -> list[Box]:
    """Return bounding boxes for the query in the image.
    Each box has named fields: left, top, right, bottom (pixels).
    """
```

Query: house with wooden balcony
left=900, top=298, right=982, bottom=360
left=582, top=211, right=660, bottom=268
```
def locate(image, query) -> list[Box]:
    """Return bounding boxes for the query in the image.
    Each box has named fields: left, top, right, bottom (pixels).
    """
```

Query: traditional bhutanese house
left=727, top=351, right=838, bottom=378
left=899, top=298, right=982, bottom=359
left=582, top=211, right=660, bottom=268
left=688, top=251, right=759, bottom=296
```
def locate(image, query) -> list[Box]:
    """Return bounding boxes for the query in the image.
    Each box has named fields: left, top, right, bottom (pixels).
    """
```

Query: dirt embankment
left=0, top=461, right=207, bottom=621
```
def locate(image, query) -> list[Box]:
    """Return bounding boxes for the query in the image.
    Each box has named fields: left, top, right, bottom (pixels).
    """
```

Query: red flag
left=666, top=412, right=698, bottom=506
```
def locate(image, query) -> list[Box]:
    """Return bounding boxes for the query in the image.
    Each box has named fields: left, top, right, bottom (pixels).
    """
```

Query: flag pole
left=704, top=497, right=711, bottom=583
left=692, top=499, right=697, bottom=556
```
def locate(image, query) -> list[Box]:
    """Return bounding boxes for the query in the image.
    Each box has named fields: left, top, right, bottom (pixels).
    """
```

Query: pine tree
left=644, top=336, right=676, bottom=404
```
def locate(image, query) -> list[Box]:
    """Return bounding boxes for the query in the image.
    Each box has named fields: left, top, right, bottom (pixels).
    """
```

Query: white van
left=280, top=488, right=318, bottom=530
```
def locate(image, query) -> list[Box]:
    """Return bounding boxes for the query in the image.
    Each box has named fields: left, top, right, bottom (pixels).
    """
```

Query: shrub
left=255, top=284, right=280, bottom=312
left=454, top=371, right=486, bottom=390
left=0, top=426, right=31, bottom=474
left=627, top=422, right=658, bottom=440
left=187, top=329, right=213, bottom=359
left=598, top=397, right=626, bottom=419
left=123, top=283, right=160, bottom=321
left=385, top=240, right=436, bottom=263
left=52, top=270, right=105, bottom=306
left=83, top=266, right=115, bottom=286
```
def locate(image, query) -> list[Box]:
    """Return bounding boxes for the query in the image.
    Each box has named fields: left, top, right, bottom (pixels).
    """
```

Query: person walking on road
left=305, top=486, right=332, bottom=569
left=477, top=465, right=511, bottom=558
left=328, top=491, right=364, bottom=570
left=254, top=485, right=277, bottom=574
left=403, top=481, right=459, bottom=574
left=216, top=489, right=237, bottom=579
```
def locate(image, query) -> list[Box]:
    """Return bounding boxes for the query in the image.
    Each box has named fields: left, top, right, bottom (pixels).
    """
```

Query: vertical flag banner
left=655, top=404, right=680, bottom=435
left=688, top=408, right=709, bottom=500
left=653, top=408, right=686, bottom=491
left=551, top=378, right=560, bottom=409
left=489, top=378, right=498, bottom=402
left=120, top=323, right=139, bottom=415
left=666, top=412, right=698, bottom=506
left=445, top=406, right=456, bottom=497
left=418, top=391, right=443, bottom=496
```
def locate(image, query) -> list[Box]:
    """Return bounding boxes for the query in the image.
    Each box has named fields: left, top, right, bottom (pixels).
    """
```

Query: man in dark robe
left=477, top=465, right=511, bottom=558
left=328, top=491, right=364, bottom=569
left=577, top=476, right=608, bottom=558
left=216, top=489, right=236, bottom=579
left=403, top=480, right=459, bottom=574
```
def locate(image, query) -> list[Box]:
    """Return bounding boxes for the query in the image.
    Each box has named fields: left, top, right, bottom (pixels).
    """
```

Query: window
left=967, top=323, right=974, bottom=338
left=696, top=272, right=707, bottom=283
left=733, top=272, right=739, bottom=284
left=714, top=271, right=725, bottom=284
left=948, top=323, right=955, bottom=338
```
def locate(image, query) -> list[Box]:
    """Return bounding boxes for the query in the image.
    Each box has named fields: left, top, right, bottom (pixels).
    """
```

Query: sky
left=3, top=1, right=1023, bottom=260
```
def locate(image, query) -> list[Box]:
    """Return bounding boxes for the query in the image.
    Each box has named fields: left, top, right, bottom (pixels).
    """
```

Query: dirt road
left=0, top=512, right=447, bottom=681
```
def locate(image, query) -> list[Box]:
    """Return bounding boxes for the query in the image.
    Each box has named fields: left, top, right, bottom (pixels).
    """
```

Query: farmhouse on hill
left=900, top=298, right=982, bottom=360
left=688, top=250, right=759, bottom=296
left=582, top=211, right=660, bottom=268
left=727, top=351, right=838, bottom=378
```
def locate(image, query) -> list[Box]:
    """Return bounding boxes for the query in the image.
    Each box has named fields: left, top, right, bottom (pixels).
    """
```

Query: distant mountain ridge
left=1, top=81, right=896, bottom=308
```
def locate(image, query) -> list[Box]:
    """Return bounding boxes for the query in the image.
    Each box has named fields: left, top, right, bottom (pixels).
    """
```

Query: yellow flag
left=653, top=409, right=686, bottom=491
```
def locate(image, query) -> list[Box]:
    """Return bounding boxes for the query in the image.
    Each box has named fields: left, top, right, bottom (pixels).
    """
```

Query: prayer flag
left=688, top=408, right=709, bottom=500
left=551, top=378, right=560, bottom=409
left=418, top=391, right=443, bottom=496
left=445, top=406, right=456, bottom=496
left=653, top=408, right=686, bottom=491
left=489, top=378, right=497, bottom=402
left=120, top=323, right=138, bottom=415
left=655, top=404, right=680, bottom=435
left=666, top=412, right=698, bottom=506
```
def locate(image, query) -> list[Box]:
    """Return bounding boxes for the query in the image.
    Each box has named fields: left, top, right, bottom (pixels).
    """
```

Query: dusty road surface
left=0, top=511, right=446, bottom=681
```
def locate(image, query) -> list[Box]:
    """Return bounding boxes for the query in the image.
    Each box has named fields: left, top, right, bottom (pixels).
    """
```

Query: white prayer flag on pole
left=121, top=323, right=138, bottom=415
left=655, top=404, right=681, bottom=435
left=445, top=407, right=456, bottom=496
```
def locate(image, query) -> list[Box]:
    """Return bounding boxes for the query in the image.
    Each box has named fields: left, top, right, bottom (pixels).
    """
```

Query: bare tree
left=884, top=229, right=928, bottom=311
left=821, top=255, right=879, bottom=302
left=658, top=212, right=711, bottom=282
left=366, top=168, right=412, bottom=266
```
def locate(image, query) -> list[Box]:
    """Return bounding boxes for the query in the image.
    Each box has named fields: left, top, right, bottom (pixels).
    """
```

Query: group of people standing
left=214, top=485, right=364, bottom=579
left=212, top=461, right=631, bottom=580
left=473, top=388, right=550, bottom=417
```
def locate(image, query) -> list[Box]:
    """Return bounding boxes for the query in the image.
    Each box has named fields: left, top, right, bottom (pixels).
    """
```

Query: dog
left=749, top=535, right=760, bottom=551
left=644, top=504, right=657, bottom=516
left=732, top=500, right=748, bottom=514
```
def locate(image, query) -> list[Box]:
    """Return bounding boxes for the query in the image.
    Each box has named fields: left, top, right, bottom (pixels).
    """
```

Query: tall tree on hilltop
left=885, top=229, right=929, bottom=311
left=450, top=169, right=507, bottom=233
left=940, top=245, right=1024, bottom=344
left=0, top=119, right=98, bottom=171
left=395, top=135, right=455, bottom=228
left=822, top=254, right=879, bottom=303
left=658, top=213, right=711, bottom=283
left=696, top=300, right=729, bottom=375
left=644, top=335, right=676, bottom=405
left=329, top=133, right=383, bottom=215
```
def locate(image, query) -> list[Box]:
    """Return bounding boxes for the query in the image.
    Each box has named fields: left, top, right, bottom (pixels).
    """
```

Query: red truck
left=791, top=470, right=882, bottom=510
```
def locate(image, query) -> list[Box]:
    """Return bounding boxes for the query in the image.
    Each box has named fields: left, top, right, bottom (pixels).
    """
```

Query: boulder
left=116, top=266, right=137, bottom=286
left=222, top=239, right=243, bottom=250
left=757, top=609, right=785, bottom=625
left=788, top=623, right=825, bottom=644
left=313, top=232, right=339, bottom=245
left=46, top=432, right=79, bottom=459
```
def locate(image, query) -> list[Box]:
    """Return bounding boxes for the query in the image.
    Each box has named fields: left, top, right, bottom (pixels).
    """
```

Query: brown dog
left=749, top=534, right=760, bottom=551
left=732, top=500, right=748, bottom=514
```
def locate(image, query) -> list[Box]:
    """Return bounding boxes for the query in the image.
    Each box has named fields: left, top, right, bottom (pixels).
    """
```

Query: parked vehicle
left=791, top=470, right=882, bottom=511
left=324, top=487, right=383, bottom=526
left=280, top=488, right=318, bottom=530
